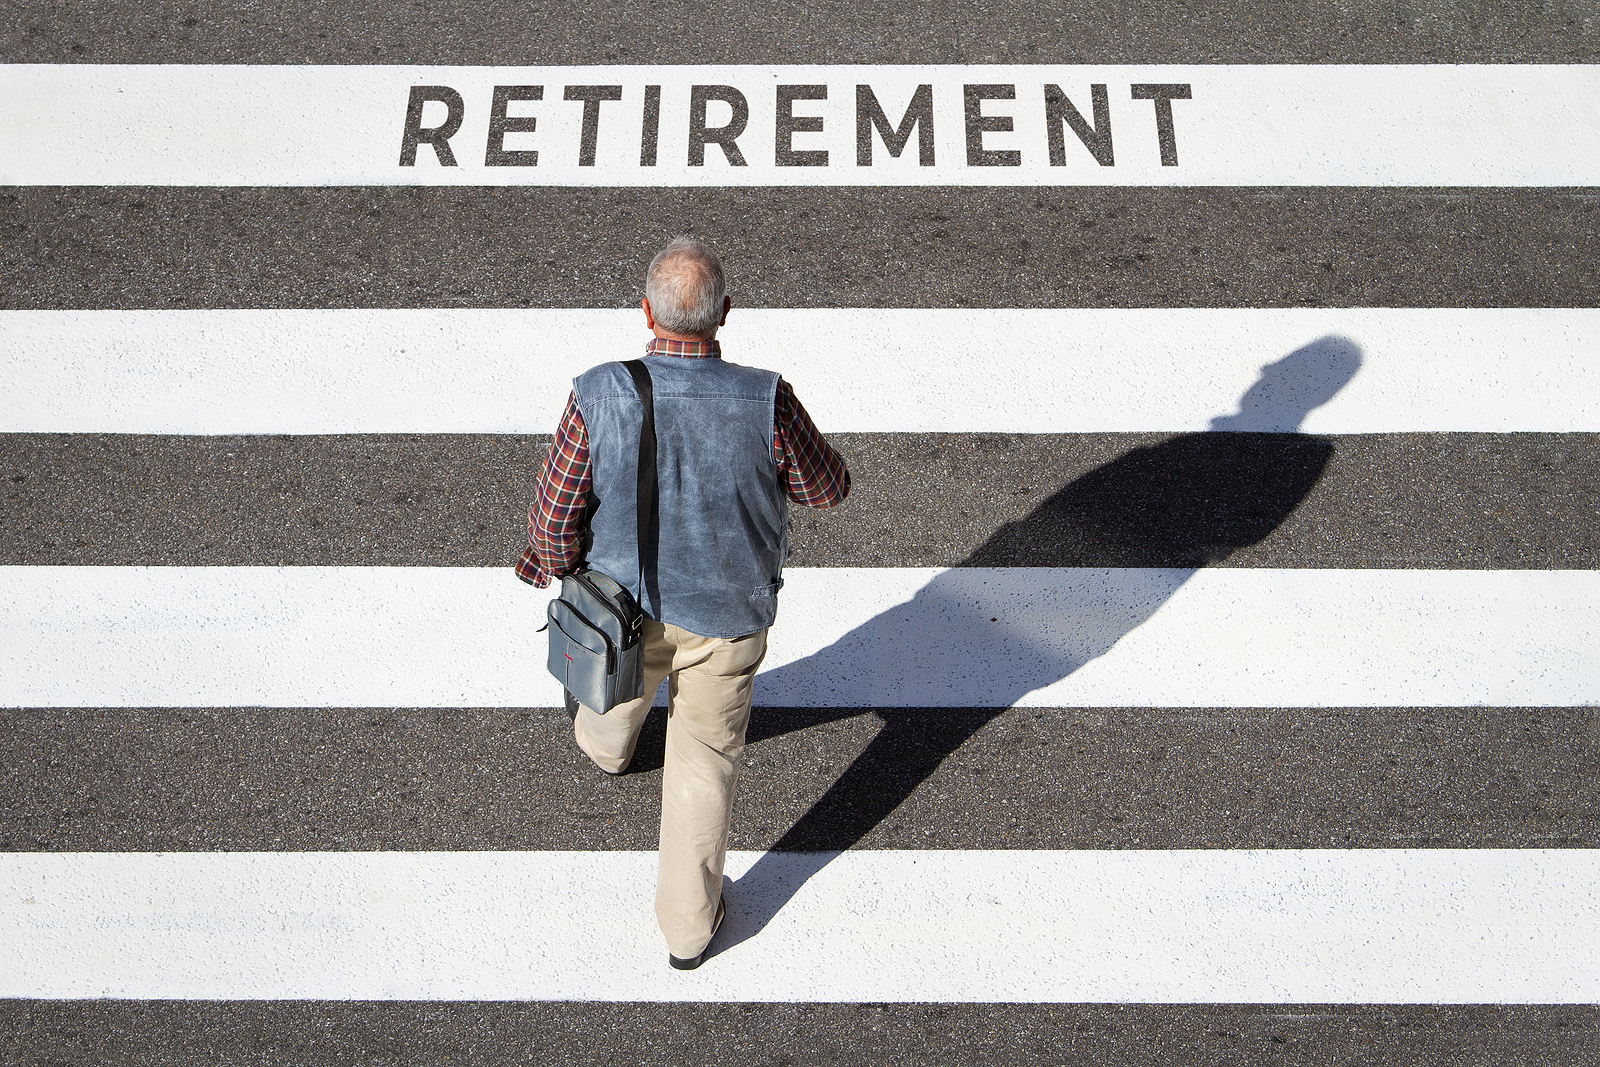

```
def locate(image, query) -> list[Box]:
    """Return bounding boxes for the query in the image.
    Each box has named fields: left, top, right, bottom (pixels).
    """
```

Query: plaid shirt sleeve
left=775, top=377, right=851, bottom=508
left=515, top=392, right=591, bottom=587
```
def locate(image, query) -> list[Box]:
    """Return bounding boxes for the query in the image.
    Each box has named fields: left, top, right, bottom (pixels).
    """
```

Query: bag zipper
left=551, top=598, right=617, bottom=675
left=569, top=571, right=642, bottom=650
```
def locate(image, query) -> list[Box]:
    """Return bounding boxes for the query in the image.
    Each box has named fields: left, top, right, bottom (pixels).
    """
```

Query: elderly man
left=516, top=237, right=851, bottom=969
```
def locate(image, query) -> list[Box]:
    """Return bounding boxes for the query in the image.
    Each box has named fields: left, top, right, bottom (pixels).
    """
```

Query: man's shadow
left=637, top=337, right=1361, bottom=953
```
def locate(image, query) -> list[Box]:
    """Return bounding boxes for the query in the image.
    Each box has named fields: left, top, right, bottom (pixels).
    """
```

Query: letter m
left=857, top=84, right=935, bottom=166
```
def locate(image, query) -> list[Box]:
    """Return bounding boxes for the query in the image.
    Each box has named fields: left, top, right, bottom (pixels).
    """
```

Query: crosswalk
left=8, top=849, right=1598, bottom=1001
left=3, top=566, right=1597, bottom=707
left=3, top=1, right=1599, bottom=1060
left=7, top=64, right=1599, bottom=186
left=6, top=309, right=1599, bottom=433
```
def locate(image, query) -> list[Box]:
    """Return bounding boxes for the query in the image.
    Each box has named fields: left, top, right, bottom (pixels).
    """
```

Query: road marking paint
left=4, top=308, right=1597, bottom=433
left=3, top=849, right=1595, bottom=1002
left=2, top=566, right=1593, bottom=708
left=3, top=64, right=1597, bottom=186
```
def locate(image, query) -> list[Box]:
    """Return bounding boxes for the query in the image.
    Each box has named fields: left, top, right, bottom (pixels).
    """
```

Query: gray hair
left=644, top=237, right=727, bottom=337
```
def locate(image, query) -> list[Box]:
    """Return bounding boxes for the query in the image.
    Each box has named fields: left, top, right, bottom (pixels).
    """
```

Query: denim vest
left=573, top=355, right=787, bottom=639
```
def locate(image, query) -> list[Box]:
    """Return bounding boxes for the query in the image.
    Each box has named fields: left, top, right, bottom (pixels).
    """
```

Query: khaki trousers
left=573, top=619, right=768, bottom=959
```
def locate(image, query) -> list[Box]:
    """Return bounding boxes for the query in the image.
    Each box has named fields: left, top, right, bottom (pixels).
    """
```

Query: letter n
left=1044, top=84, right=1113, bottom=167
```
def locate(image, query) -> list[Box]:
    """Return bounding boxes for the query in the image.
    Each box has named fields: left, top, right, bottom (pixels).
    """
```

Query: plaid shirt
left=516, top=337, right=852, bottom=587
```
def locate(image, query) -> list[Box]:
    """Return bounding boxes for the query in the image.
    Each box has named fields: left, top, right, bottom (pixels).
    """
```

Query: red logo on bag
left=564, top=652, right=573, bottom=661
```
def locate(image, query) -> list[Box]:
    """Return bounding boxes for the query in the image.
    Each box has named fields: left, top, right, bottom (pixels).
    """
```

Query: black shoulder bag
left=543, top=360, right=656, bottom=713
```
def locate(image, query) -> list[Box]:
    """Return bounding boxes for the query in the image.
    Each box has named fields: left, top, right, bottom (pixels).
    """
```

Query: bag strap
left=622, top=359, right=659, bottom=613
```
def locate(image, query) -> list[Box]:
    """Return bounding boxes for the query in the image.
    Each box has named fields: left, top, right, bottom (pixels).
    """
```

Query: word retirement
left=399, top=82, right=1194, bottom=169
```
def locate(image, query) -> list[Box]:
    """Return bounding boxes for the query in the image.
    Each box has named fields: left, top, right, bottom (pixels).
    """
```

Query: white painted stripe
left=2, top=65, right=1597, bottom=187
left=5, top=308, right=1598, bottom=434
left=3, top=849, right=1595, bottom=1002
left=2, top=567, right=1594, bottom=709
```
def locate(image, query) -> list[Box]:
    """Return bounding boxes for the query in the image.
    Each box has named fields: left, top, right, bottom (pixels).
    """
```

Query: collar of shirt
left=646, top=337, right=721, bottom=359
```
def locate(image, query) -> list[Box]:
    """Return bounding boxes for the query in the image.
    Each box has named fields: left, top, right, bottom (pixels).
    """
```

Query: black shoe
left=668, top=898, right=725, bottom=971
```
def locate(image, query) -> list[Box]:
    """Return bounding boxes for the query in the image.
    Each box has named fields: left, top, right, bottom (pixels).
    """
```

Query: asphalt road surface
left=3, top=1, right=1599, bottom=1063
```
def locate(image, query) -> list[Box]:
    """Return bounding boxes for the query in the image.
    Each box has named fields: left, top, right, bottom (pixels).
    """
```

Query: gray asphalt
left=3, top=1001, right=1595, bottom=1066
left=2, top=1001, right=1597, bottom=1066
left=5, top=3, right=1599, bottom=1059
left=4, top=432, right=1595, bottom=569
left=3, top=0, right=1598, bottom=64
left=4, top=705, right=1596, bottom=852
left=4, top=188, right=1597, bottom=310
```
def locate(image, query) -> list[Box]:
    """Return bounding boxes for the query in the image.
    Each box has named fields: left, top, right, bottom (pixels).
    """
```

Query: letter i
left=640, top=85, right=662, bottom=167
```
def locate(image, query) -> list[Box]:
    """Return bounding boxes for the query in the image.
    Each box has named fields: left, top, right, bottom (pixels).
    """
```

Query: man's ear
left=642, top=297, right=656, bottom=331
left=719, top=295, right=732, bottom=327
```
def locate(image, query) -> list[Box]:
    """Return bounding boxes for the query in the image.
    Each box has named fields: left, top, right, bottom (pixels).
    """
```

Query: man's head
left=643, top=237, right=730, bottom=340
